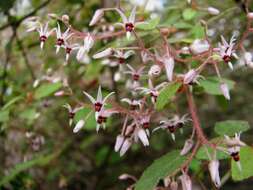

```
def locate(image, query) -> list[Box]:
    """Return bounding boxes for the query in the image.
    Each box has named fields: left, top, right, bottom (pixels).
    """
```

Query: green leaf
left=199, top=77, right=235, bottom=95
left=135, top=17, right=160, bottom=30
left=0, top=110, right=9, bottom=122
left=232, top=146, right=253, bottom=181
left=135, top=150, right=186, bottom=190
left=155, top=82, right=181, bottom=110
left=196, top=145, right=230, bottom=160
left=34, top=82, right=62, bottom=99
left=190, top=24, right=205, bottom=39
left=214, top=120, right=250, bottom=136
left=2, top=96, right=23, bottom=110
left=74, top=107, right=96, bottom=130
left=20, top=108, right=39, bottom=120
left=173, top=22, right=193, bottom=29
left=182, top=8, right=197, bottom=21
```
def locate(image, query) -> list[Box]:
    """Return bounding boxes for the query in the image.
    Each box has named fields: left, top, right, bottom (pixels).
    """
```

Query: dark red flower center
left=150, top=92, right=157, bottom=102
left=94, top=102, right=103, bottom=112
left=176, top=122, right=183, bottom=129
left=68, top=111, right=75, bottom=119
left=56, top=38, right=64, bottom=46
left=125, top=23, right=134, bottom=32
left=130, top=104, right=137, bottom=110
left=133, top=74, right=140, bottom=81
left=231, top=152, right=240, bottom=162
left=66, top=47, right=72, bottom=54
left=97, top=115, right=107, bottom=124
left=119, top=57, right=125, bottom=64
left=223, top=55, right=231, bottom=63
left=168, top=125, right=175, bottom=133
left=40, top=35, right=47, bottom=42
left=143, top=122, right=149, bottom=129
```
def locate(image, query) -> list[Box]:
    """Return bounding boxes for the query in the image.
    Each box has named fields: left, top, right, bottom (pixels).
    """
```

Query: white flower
left=136, top=128, right=149, bottom=146
left=180, top=139, right=194, bottom=155
left=63, top=42, right=79, bottom=61
left=114, top=135, right=125, bottom=152
left=220, top=82, right=230, bottom=100
left=63, top=104, right=82, bottom=126
left=207, top=7, right=220, bottom=15
left=179, top=171, right=192, bottom=190
left=89, top=9, right=104, bottom=26
left=93, top=48, right=113, bottom=59
left=95, top=108, right=117, bottom=132
left=73, top=120, right=85, bottom=133
left=190, top=39, right=210, bottom=55
left=76, top=33, right=94, bottom=61
left=36, top=22, right=55, bottom=49
left=55, top=23, right=73, bottom=54
left=141, top=50, right=152, bottom=63
left=113, top=50, right=135, bottom=64
left=208, top=160, right=221, bottom=187
left=119, top=138, right=132, bottom=156
left=24, top=17, right=40, bottom=32
left=124, top=64, right=145, bottom=88
left=218, top=35, right=237, bottom=70
left=83, top=86, right=114, bottom=112
left=116, top=6, right=144, bottom=39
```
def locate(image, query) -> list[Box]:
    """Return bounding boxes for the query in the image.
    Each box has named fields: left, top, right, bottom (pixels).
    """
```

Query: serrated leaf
left=214, top=120, right=250, bottom=136
left=135, top=150, right=186, bottom=190
left=34, top=82, right=62, bottom=99
left=232, top=146, right=253, bottom=181
left=199, top=77, right=235, bottom=95
left=74, top=107, right=96, bottom=130
left=135, top=17, right=160, bottom=30
left=196, top=145, right=230, bottom=160
left=155, top=82, right=181, bottom=110
left=182, top=8, right=197, bottom=21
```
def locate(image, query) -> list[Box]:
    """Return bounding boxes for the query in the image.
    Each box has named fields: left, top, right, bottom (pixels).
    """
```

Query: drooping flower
left=208, top=159, right=221, bottom=187
left=134, top=127, right=150, bottom=146
left=116, top=6, right=144, bottom=39
left=218, top=35, right=237, bottom=70
left=76, top=33, right=94, bottom=61
left=55, top=23, right=73, bottom=54
left=179, top=171, right=192, bottom=190
left=220, top=82, right=230, bottom=100
left=73, top=120, right=85, bottom=133
left=180, top=139, right=194, bottom=155
left=36, top=22, right=55, bottom=49
left=89, top=9, right=105, bottom=26
left=83, top=86, right=114, bottom=112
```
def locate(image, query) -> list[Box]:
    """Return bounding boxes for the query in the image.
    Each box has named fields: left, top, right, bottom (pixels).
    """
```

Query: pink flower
left=83, top=86, right=114, bottom=112
left=124, top=64, right=145, bottom=88
left=116, top=6, right=144, bottom=39
left=180, top=139, right=194, bottom=155
left=36, top=22, right=55, bottom=49
left=179, top=171, right=192, bottom=190
left=63, top=104, right=82, bottom=126
left=183, top=69, right=203, bottom=85
left=189, top=39, right=210, bottom=55
left=207, top=7, right=220, bottom=15
left=164, top=56, right=175, bottom=82
left=95, top=108, right=117, bottom=132
left=208, top=160, right=221, bottom=187
left=55, top=23, right=73, bottom=54
left=93, top=48, right=113, bottom=59
left=76, top=33, right=94, bottom=61
left=121, top=98, right=142, bottom=110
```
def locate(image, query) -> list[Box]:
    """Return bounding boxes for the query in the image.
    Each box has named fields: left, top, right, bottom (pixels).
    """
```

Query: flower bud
left=183, top=69, right=197, bottom=84
left=244, top=52, right=253, bottom=67
left=73, top=120, right=85, bottom=133
left=180, top=139, right=194, bottom=155
left=190, top=39, right=210, bottom=55
left=89, top=9, right=104, bottom=26
left=170, top=181, right=178, bottom=190
left=164, top=56, right=175, bottom=82
left=179, top=172, right=192, bottom=190
left=148, top=65, right=161, bottom=77
left=208, top=160, right=221, bottom=187
left=120, top=138, right=132, bottom=156
left=62, top=14, right=69, bottom=23
left=114, top=135, right=124, bottom=152
left=93, top=48, right=113, bottom=59
left=207, top=7, right=220, bottom=15
left=220, top=82, right=230, bottom=100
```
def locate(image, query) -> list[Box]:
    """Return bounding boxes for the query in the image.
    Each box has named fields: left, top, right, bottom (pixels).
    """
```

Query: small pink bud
left=54, top=90, right=65, bottom=96
left=220, top=82, right=230, bottom=100
left=148, top=65, right=161, bottom=77
left=183, top=69, right=197, bottom=84
left=179, top=172, right=192, bottom=190
left=180, top=139, right=194, bottom=155
left=62, top=14, right=69, bottom=23
left=114, top=135, right=124, bottom=152
left=190, top=39, right=210, bottom=55
left=170, top=181, right=178, bottom=190
left=164, top=56, right=175, bottom=82
left=208, top=160, right=221, bottom=187
left=137, top=128, right=149, bottom=146
left=89, top=9, right=104, bottom=26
